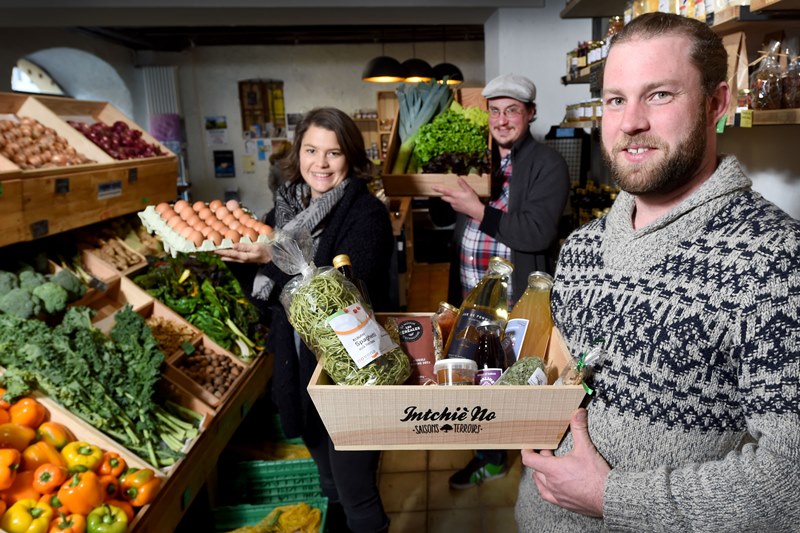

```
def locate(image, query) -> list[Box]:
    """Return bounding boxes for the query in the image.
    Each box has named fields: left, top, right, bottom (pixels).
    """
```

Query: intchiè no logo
left=400, top=405, right=497, bottom=435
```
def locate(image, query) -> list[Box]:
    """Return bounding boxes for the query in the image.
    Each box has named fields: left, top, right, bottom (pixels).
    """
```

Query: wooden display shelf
left=751, top=0, right=800, bottom=11
left=0, top=178, right=23, bottom=247
left=130, top=353, right=272, bottom=533
left=711, top=4, right=800, bottom=34
left=561, top=0, right=625, bottom=19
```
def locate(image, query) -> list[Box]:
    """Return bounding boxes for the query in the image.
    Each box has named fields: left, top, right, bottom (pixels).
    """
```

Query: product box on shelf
left=381, top=87, right=492, bottom=197
left=164, top=334, right=250, bottom=409
left=307, top=315, right=586, bottom=451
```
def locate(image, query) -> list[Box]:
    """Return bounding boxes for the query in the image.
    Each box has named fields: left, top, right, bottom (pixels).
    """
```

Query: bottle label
left=447, top=308, right=494, bottom=361
left=527, top=368, right=547, bottom=386
left=475, top=368, right=502, bottom=386
left=504, top=318, right=529, bottom=360
left=327, top=303, right=398, bottom=369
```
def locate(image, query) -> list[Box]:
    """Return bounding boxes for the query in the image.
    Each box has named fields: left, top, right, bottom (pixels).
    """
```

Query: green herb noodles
left=288, top=271, right=410, bottom=386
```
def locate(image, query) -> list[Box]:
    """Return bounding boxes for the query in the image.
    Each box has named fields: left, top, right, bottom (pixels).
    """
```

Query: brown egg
left=167, top=214, right=183, bottom=228
left=223, top=229, right=240, bottom=243
left=188, top=230, right=204, bottom=247
left=180, top=225, right=194, bottom=238
left=211, top=219, right=226, bottom=233
left=232, top=207, right=246, bottom=220
left=184, top=214, right=201, bottom=228
left=197, top=207, right=213, bottom=221
left=214, top=206, right=231, bottom=221
left=222, top=214, right=237, bottom=227
left=199, top=224, right=214, bottom=237
left=160, top=207, right=176, bottom=222
left=240, top=227, right=259, bottom=242
left=173, top=221, right=189, bottom=233
left=155, top=202, right=170, bottom=214
left=239, top=215, right=255, bottom=228
left=173, top=199, right=189, bottom=214
left=228, top=220, right=241, bottom=232
left=179, top=207, right=195, bottom=221
left=257, top=224, right=274, bottom=237
left=207, top=230, right=223, bottom=246
left=226, top=199, right=240, bottom=212
left=208, top=199, right=224, bottom=212
left=192, top=200, right=206, bottom=212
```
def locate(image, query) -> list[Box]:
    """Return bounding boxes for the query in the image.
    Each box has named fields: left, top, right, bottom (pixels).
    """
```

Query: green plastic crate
left=226, top=459, right=323, bottom=504
left=211, top=496, right=328, bottom=532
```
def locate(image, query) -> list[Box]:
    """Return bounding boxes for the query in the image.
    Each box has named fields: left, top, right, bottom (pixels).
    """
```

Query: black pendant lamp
left=402, top=58, right=434, bottom=83
left=363, top=55, right=407, bottom=83
left=433, top=62, right=464, bottom=85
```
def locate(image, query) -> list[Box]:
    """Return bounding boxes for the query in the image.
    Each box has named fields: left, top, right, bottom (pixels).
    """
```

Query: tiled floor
left=381, top=263, right=520, bottom=533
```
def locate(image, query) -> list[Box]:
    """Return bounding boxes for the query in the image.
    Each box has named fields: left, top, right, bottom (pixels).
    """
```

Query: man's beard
left=602, top=107, right=707, bottom=196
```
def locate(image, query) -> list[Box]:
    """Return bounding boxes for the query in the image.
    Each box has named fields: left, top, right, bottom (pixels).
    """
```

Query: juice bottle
left=503, top=271, right=554, bottom=361
left=474, top=322, right=506, bottom=386
left=444, top=257, right=513, bottom=362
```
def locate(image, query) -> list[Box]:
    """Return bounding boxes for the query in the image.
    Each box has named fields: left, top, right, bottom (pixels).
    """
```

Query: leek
left=392, top=81, right=453, bottom=174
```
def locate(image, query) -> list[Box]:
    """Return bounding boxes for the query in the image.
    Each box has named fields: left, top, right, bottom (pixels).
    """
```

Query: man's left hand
left=521, top=408, right=610, bottom=518
left=431, top=178, right=484, bottom=222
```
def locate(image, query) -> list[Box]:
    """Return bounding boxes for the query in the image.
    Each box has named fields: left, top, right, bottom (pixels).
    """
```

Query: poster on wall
left=213, top=150, right=235, bottom=178
left=205, top=115, right=229, bottom=146
left=242, top=155, right=256, bottom=174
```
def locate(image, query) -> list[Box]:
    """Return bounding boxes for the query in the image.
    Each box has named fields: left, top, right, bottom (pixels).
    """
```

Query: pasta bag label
left=328, top=303, right=399, bottom=369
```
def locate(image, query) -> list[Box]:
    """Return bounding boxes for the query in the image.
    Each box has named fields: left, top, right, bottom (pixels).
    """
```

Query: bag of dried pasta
left=272, top=228, right=411, bottom=386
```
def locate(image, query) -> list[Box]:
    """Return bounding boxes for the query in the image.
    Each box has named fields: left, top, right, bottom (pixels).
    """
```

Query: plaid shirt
left=459, top=155, right=513, bottom=300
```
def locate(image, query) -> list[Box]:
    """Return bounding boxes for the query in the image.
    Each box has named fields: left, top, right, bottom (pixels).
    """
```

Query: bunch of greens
left=133, top=253, right=265, bottom=361
left=412, top=101, right=490, bottom=175
left=0, top=306, right=202, bottom=468
left=391, top=81, right=453, bottom=174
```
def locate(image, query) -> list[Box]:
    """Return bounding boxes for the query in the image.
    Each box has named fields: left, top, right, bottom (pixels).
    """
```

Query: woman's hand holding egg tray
left=138, top=198, right=274, bottom=257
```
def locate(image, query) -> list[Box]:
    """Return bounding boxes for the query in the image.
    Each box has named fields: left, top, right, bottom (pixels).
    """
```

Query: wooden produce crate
left=307, top=322, right=586, bottom=451
left=0, top=178, right=23, bottom=247
left=382, top=87, right=491, bottom=197
left=87, top=276, right=154, bottom=332
left=141, top=299, right=204, bottom=360
left=82, top=237, right=148, bottom=276
left=164, top=335, right=250, bottom=410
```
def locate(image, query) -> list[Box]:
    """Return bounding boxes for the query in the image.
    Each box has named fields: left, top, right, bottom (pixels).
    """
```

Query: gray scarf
left=251, top=178, right=350, bottom=300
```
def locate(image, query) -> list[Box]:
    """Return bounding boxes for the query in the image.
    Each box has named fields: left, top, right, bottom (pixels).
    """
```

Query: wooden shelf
left=749, top=108, right=800, bottom=125
left=711, top=4, right=800, bottom=34
left=562, top=61, right=603, bottom=85
left=751, top=0, right=800, bottom=12
left=560, top=120, right=600, bottom=129
left=561, top=0, right=625, bottom=18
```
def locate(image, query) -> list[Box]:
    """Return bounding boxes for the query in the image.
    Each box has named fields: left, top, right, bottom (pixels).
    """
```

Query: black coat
left=262, top=179, right=395, bottom=441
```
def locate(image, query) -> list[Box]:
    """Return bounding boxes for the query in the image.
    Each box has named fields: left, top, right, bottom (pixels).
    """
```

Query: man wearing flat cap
left=432, top=73, right=570, bottom=489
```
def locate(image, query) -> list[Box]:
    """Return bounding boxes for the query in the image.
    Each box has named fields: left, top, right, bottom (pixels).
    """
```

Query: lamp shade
left=362, top=56, right=407, bottom=83
left=401, top=58, right=434, bottom=83
left=433, top=62, right=464, bottom=85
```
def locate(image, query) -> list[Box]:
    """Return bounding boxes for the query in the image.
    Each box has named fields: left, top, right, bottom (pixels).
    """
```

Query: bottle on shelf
left=474, top=322, right=507, bottom=386
left=332, top=254, right=372, bottom=310
left=444, top=256, right=514, bottom=362
left=504, top=271, right=554, bottom=362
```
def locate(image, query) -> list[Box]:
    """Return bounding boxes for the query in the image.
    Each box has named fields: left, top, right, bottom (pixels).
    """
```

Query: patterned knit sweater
left=515, top=156, right=800, bottom=532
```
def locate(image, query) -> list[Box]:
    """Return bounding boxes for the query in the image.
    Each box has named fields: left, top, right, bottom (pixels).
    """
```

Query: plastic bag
left=750, top=40, right=783, bottom=110
left=782, top=38, right=800, bottom=109
left=556, top=342, right=604, bottom=395
left=272, top=228, right=411, bottom=386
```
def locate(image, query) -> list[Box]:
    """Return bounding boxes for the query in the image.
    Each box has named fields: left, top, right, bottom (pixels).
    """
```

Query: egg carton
left=138, top=205, right=271, bottom=258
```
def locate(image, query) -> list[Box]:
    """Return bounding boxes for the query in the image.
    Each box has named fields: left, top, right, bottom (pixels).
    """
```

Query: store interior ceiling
left=0, top=0, right=551, bottom=51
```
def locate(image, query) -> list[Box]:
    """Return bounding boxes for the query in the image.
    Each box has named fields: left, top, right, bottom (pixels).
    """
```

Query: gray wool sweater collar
left=602, top=155, right=752, bottom=269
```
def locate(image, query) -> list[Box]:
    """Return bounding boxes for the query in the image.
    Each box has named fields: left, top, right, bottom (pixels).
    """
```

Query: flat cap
left=482, top=73, right=537, bottom=103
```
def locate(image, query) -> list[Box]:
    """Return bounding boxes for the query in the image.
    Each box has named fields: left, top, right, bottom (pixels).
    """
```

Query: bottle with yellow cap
left=333, top=253, right=372, bottom=310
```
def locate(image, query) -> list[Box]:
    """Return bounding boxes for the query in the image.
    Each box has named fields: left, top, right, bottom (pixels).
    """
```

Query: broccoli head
left=50, top=269, right=87, bottom=301
left=18, top=270, right=47, bottom=292
left=31, top=282, right=69, bottom=314
left=0, top=288, right=42, bottom=319
left=0, top=271, right=18, bottom=297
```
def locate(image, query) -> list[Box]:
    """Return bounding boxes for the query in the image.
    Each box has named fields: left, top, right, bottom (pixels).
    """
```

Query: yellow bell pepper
left=0, top=498, right=53, bottom=533
left=60, top=442, right=102, bottom=472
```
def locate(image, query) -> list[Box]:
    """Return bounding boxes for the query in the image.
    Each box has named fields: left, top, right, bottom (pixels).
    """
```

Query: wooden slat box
left=381, top=87, right=491, bottom=197
left=307, top=319, right=586, bottom=451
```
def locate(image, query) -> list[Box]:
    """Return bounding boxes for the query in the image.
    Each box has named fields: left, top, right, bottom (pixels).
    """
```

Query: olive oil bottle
left=444, top=256, right=514, bottom=362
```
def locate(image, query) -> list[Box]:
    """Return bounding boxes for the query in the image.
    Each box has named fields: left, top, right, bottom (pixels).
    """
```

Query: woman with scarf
left=217, top=107, right=394, bottom=532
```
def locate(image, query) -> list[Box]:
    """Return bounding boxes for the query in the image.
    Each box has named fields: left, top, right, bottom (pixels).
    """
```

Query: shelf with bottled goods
left=710, top=3, right=800, bottom=34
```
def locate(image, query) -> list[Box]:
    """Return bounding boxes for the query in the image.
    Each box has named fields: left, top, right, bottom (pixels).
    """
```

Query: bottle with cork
left=332, top=254, right=372, bottom=310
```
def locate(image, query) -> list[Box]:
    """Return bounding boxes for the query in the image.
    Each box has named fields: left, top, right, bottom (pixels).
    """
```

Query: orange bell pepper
left=32, top=464, right=68, bottom=494
left=35, top=422, right=75, bottom=453
left=0, top=448, right=21, bottom=490
left=56, top=471, right=103, bottom=516
left=0, top=423, right=37, bottom=451
left=9, top=398, right=46, bottom=429
left=97, top=452, right=126, bottom=479
left=0, top=408, right=10, bottom=425
left=1, top=469, right=41, bottom=504
left=120, top=467, right=161, bottom=507
left=48, top=512, right=86, bottom=533
left=0, top=388, right=11, bottom=409
left=22, top=441, right=67, bottom=472
left=0, top=497, right=6, bottom=516
left=38, top=493, right=67, bottom=515
left=98, top=475, right=120, bottom=501
left=104, top=499, right=134, bottom=523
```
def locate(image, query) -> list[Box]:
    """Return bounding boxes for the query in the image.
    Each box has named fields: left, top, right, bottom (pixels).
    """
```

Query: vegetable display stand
left=307, top=320, right=586, bottom=451
left=381, top=87, right=491, bottom=197
left=0, top=177, right=24, bottom=247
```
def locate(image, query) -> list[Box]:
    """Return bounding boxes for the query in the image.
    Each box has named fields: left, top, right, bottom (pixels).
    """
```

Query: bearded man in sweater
left=516, top=12, right=800, bottom=532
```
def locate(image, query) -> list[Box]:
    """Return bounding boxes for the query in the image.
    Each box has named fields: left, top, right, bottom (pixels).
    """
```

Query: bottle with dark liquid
left=475, top=322, right=506, bottom=385
left=332, top=254, right=372, bottom=310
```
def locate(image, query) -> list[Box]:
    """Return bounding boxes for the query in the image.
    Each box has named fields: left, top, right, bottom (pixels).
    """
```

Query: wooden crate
left=307, top=324, right=586, bottom=450
left=0, top=178, right=23, bottom=247
left=87, top=276, right=154, bottom=331
left=381, top=88, right=491, bottom=197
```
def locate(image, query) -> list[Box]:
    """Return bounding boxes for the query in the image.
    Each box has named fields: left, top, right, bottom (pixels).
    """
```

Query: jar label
left=475, top=368, right=502, bottom=386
